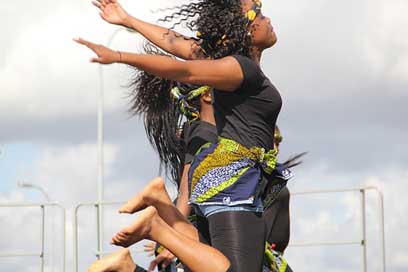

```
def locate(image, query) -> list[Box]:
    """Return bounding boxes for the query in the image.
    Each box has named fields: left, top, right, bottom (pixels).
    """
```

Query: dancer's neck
left=251, top=47, right=263, bottom=65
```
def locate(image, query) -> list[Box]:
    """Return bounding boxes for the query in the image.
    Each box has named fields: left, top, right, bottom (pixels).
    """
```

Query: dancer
left=113, top=178, right=232, bottom=272
left=129, top=83, right=217, bottom=271
left=87, top=203, right=232, bottom=272
left=77, top=0, right=284, bottom=270
left=144, top=126, right=299, bottom=272
left=160, top=88, right=217, bottom=271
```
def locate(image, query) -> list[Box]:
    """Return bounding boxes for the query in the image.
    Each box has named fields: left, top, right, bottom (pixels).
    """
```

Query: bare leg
left=112, top=206, right=230, bottom=272
left=119, top=177, right=198, bottom=241
left=87, top=248, right=137, bottom=272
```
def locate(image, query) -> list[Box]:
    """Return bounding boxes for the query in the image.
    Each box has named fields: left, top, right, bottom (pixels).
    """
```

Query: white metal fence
left=73, top=186, right=386, bottom=272
left=0, top=202, right=66, bottom=272
left=289, top=186, right=385, bottom=272
left=0, top=186, right=385, bottom=272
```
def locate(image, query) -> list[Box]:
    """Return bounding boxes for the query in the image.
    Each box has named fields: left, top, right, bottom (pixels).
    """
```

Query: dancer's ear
left=201, top=91, right=212, bottom=104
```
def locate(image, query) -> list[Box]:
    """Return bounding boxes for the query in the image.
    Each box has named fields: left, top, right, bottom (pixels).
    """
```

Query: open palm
left=92, top=0, right=129, bottom=26
left=74, top=37, right=118, bottom=64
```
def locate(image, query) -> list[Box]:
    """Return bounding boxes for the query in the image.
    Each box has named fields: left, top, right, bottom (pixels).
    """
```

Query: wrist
left=122, top=14, right=132, bottom=28
left=116, top=51, right=123, bottom=63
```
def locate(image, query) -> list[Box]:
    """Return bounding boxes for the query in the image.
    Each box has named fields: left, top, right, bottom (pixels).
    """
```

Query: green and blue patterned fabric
left=188, top=137, right=278, bottom=205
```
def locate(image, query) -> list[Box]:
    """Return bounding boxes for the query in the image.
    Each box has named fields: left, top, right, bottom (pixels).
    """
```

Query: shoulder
left=229, top=55, right=264, bottom=90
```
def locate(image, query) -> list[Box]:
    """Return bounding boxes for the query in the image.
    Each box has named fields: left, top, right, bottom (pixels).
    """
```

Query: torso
left=213, top=55, right=282, bottom=150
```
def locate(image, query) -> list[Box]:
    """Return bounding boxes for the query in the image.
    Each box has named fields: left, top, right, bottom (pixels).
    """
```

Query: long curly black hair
left=128, top=42, right=184, bottom=186
left=158, top=0, right=252, bottom=59
left=128, top=0, right=252, bottom=187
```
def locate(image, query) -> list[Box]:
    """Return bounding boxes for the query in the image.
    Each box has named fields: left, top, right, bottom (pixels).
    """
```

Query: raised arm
left=74, top=37, right=243, bottom=91
left=92, top=0, right=203, bottom=60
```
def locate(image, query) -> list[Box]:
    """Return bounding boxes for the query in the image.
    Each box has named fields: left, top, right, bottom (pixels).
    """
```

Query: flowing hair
left=127, top=43, right=184, bottom=185
left=158, top=0, right=252, bottom=59
left=128, top=0, right=252, bottom=186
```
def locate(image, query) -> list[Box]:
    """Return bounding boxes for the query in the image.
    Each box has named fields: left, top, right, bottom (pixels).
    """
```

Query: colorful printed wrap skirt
left=262, top=162, right=293, bottom=210
left=188, top=136, right=288, bottom=206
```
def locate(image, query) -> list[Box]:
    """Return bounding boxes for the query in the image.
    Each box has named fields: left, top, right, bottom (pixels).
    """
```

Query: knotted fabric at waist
left=189, top=137, right=278, bottom=205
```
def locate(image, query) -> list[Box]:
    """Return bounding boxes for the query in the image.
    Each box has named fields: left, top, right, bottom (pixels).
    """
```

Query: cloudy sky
left=1, top=0, right=407, bottom=271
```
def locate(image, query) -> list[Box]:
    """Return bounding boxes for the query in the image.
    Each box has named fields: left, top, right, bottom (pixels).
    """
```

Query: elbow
left=178, top=68, right=198, bottom=84
left=184, top=74, right=199, bottom=85
left=182, top=65, right=203, bottom=84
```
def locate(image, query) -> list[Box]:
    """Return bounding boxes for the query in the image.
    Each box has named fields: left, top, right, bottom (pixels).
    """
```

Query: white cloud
left=0, top=0, right=182, bottom=123
left=286, top=168, right=408, bottom=271
left=25, top=143, right=118, bottom=204
left=364, top=0, right=408, bottom=84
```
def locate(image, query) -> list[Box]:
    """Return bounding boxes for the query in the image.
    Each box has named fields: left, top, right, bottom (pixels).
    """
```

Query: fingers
left=95, top=0, right=105, bottom=6
left=150, top=251, right=174, bottom=271
left=111, top=234, right=120, bottom=245
left=74, top=37, right=114, bottom=64
left=143, top=246, right=152, bottom=251
left=143, top=247, right=154, bottom=252
left=161, top=259, right=172, bottom=269
left=92, top=1, right=102, bottom=10
left=90, top=57, right=100, bottom=63
left=117, top=231, right=128, bottom=240
left=144, top=241, right=156, bottom=248
left=145, top=251, right=155, bottom=257
left=155, top=255, right=169, bottom=268
left=110, top=231, right=127, bottom=245
left=143, top=242, right=156, bottom=256
left=73, top=37, right=95, bottom=49
left=148, top=260, right=158, bottom=272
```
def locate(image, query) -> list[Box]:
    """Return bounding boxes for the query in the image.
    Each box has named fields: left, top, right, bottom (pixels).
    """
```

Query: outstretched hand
left=148, top=248, right=176, bottom=272
left=73, top=37, right=120, bottom=64
left=92, top=0, right=129, bottom=26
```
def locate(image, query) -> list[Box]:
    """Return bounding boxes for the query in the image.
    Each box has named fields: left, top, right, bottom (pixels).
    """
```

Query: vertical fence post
left=376, top=189, right=386, bottom=272
left=40, top=205, right=45, bottom=272
left=96, top=203, right=102, bottom=259
left=62, top=207, right=66, bottom=272
left=360, top=189, right=367, bottom=272
left=74, top=205, right=80, bottom=272
left=0, top=203, right=65, bottom=272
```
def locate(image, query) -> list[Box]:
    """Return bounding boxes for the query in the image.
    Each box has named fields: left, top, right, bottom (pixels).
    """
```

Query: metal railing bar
left=0, top=202, right=62, bottom=208
left=292, top=187, right=362, bottom=195
left=291, top=241, right=361, bottom=247
left=0, top=253, right=41, bottom=257
left=40, top=205, right=45, bottom=272
left=0, top=202, right=66, bottom=272
left=73, top=187, right=386, bottom=272
left=366, top=186, right=386, bottom=272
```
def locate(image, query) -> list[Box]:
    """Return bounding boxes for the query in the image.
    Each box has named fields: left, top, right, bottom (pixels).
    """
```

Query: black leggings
left=195, top=188, right=290, bottom=271
left=197, top=211, right=266, bottom=272
left=134, top=266, right=147, bottom=272
left=263, top=187, right=290, bottom=252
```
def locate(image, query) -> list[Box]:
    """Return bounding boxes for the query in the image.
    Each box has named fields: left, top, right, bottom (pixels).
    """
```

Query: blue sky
left=0, top=143, right=38, bottom=196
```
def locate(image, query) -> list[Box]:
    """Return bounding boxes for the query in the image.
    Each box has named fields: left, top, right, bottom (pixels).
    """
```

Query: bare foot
left=87, top=248, right=137, bottom=272
left=112, top=206, right=160, bottom=248
left=119, top=177, right=170, bottom=214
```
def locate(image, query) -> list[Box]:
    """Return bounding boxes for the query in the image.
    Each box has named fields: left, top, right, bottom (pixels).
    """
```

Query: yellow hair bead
left=247, top=10, right=257, bottom=21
